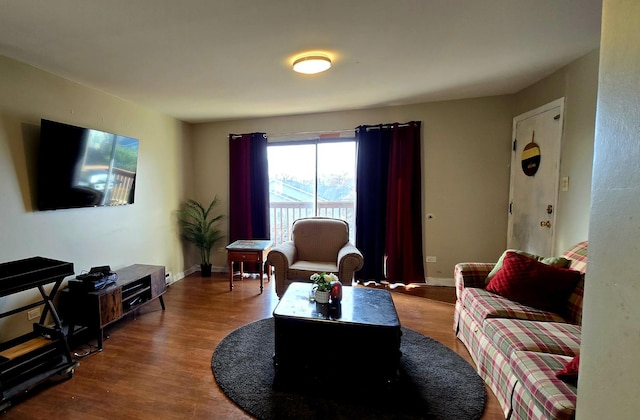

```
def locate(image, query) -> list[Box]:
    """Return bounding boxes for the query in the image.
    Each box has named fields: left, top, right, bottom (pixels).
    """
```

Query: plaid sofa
left=453, top=241, right=588, bottom=419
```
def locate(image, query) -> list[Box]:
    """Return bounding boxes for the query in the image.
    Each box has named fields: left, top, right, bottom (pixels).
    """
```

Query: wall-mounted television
left=36, top=119, right=139, bottom=211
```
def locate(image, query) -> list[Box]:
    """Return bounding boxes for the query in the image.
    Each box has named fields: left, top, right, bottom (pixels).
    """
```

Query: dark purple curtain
left=355, top=122, right=425, bottom=284
left=355, top=125, right=391, bottom=281
left=229, top=133, right=270, bottom=244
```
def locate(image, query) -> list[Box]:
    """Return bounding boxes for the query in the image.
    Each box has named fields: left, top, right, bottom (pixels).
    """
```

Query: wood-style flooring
left=2, top=273, right=504, bottom=419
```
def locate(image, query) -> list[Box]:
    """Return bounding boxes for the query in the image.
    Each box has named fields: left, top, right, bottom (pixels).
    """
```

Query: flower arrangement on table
left=310, top=272, right=338, bottom=292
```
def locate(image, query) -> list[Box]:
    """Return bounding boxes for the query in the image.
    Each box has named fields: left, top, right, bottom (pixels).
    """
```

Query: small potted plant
left=177, top=196, right=224, bottom=277
left=310, top=272, right=338, bottom=303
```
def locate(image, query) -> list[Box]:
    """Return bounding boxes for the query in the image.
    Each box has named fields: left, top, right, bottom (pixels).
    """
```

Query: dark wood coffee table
left=272, top=282, right=402, bottom=386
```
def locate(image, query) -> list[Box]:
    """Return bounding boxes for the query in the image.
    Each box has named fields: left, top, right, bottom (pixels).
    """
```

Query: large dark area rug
left=212, top=318, right=486, bottom=420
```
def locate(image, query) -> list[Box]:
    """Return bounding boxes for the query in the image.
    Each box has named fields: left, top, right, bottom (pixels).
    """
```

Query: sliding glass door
left=268, top=140, right=356, bottom=245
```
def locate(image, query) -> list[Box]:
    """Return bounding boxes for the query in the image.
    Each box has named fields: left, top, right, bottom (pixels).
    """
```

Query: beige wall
left=514, top=49, right=600, bottom=253
left=579, top=0, right=640, bottom=417
left=191, top=97, right=515, bottom=279
left=0, top=55, right=190, bottom=340
left=191, top=49, right=600, bottom=281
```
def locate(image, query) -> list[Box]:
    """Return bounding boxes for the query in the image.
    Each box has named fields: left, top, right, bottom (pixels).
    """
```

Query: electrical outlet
left=426, top=256, right=437, bottom=263
left=561, top=176, right=570, bottom=191
left=218, top=247, right=226, bottom=253
left=27, top=308, right=40, bottom=320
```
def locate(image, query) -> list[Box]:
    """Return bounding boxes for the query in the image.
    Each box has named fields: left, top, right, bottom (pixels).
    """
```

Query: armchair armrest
left=454, top=262, right=495, bottom=299
left=337, top=242, right=364, bottom=285
left=267, top=241, right=297, bottom=297
left=267, top=241, right=297, bottom=271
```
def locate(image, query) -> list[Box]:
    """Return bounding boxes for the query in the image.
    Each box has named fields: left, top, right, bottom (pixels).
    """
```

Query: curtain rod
left=230, top=131, right=354, bottom=141
left=230, top=123, right=418, bottom=138
left=268, top=128, right=355, bottom=138
left=229, top=133, right=267, bottom=140
left=268, top=129, right=356, bottom=143
left=360, top=121, right=419, bottom=131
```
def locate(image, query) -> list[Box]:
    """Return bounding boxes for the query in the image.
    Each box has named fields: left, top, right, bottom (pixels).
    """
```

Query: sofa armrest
left=454, top=262, right=495, bottom=299
left=337, top=242, right=364, bottom=286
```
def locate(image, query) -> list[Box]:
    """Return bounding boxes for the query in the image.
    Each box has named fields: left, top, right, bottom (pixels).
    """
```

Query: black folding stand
left=0, top=256, right=78, bottom=411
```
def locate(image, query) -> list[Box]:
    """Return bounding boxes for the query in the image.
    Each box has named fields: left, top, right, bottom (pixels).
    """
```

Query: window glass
left=268, top=141, right=356, bottom=245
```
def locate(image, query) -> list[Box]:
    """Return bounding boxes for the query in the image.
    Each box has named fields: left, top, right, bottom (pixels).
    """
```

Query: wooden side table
left=226, top=240, right=272, bottom=293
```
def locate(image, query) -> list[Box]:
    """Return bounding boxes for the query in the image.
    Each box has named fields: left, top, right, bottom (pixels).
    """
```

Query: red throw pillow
left=486, top=251, right=582, bottom=313
left=556, top=354, right=580, bottom=383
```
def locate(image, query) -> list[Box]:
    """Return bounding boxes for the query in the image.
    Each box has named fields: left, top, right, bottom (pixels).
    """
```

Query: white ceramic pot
left=314, top=290, right=330, bottom=304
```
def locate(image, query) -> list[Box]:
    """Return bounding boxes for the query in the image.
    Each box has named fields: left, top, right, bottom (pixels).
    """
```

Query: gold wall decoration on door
left=522, top=131, right=541, bottom=176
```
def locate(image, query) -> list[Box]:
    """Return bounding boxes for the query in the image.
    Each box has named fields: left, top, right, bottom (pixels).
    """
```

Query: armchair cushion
left=289, top=261, right=339, bottom=279
left=292, top=217, right=350, bottom=262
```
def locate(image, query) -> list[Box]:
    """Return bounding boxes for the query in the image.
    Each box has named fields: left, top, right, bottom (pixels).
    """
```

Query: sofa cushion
left=485, top=249, right=571, bottom=284
left=510, top=351, right=577, bottom=420
left=484, top=318, right=581, bottom=358
left=511, top=380, right=551, bottom=420
left=462, top=288, right=566, bottom=325
left=486, top=252, right=582, bottom=314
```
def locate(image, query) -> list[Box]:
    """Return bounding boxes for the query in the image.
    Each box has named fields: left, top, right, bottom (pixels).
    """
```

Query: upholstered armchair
left=267, top=217, right=364, bottom=298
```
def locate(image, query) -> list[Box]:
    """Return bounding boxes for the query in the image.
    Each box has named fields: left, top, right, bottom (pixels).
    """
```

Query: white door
left=507, top=98, right=564, bottom=256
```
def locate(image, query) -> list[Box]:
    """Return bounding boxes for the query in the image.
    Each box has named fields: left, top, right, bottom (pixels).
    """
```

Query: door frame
left=507, top=97, right=565, bottom=255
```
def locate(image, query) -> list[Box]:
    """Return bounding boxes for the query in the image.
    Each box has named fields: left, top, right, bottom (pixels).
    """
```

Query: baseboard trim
left=168, top=265, right=198, bottom=286
left=426, top=277, right=455, bottom=287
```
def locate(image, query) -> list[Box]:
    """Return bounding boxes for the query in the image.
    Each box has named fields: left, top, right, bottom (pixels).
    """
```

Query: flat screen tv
left=36, top=119, right=139, bottom=211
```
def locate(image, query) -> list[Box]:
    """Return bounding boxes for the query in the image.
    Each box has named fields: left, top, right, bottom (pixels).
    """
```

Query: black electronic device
left=68, top=275, right=116, bottom=292
left=76, top=272, right=104, bottom=281
left=76, top=265, right=114, bottom=281
left=89, top=265, right=112, bottom=275
left=36, top=119, right=139, bottom=211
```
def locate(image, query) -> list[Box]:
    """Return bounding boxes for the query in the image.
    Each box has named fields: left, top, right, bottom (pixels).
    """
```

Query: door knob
left=540, top=220, right=551, bottom=228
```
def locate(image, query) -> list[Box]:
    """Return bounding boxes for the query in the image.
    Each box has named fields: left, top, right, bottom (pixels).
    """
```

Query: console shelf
left=0, top=256, right=78, bottom=411
left=60, top=264, right=166, bottom=350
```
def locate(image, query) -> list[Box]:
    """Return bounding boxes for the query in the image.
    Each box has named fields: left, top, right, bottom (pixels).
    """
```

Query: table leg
left=259, top=261, right=264, bottom=294
left=98, top=327, right=104, bottom=350
left=229, top=261, right=233, bottom=290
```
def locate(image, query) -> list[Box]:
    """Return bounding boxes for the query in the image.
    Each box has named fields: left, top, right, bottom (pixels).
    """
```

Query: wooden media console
left=60, top=264, right=166, bottom=350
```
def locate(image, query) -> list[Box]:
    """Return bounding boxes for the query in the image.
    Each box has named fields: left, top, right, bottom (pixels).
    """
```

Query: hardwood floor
left=3, top=273, right=504, bottom=419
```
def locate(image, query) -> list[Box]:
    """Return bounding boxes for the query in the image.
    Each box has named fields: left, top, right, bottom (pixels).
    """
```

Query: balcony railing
left=269, top=201, right=355, bottom=246
left=107, top=168, right=136, bottom=205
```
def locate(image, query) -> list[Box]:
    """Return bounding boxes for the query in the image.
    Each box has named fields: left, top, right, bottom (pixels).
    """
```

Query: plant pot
left=314, top=289, right=330, bottom=304
left=201, top=264, right=212, bottom=277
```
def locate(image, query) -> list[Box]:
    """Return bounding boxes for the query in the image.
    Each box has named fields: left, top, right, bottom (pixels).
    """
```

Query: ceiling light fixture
left=292, top=55, right=332, bottom=74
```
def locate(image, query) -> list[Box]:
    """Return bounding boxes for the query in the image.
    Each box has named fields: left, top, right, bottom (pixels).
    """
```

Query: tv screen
left=36, top=119, right=139, bottom=210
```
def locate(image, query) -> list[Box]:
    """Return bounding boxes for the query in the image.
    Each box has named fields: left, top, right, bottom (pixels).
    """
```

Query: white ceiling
left=0, top=0, right=602, bottom=123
